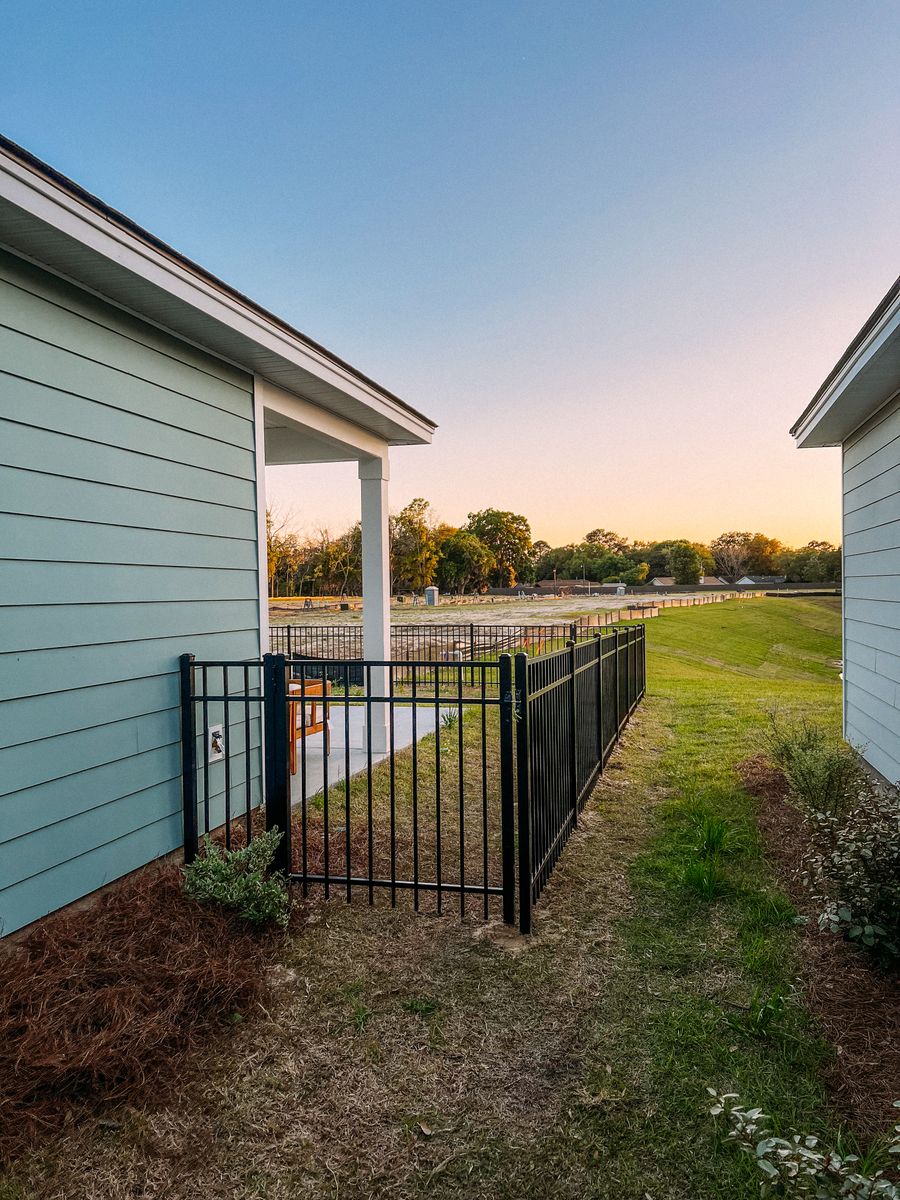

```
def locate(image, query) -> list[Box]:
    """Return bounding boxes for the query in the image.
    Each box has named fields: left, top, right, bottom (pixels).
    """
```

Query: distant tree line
left=267, top=506, right=841, bottom=597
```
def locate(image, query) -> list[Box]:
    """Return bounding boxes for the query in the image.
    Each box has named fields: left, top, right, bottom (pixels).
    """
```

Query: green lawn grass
left=555, top=595, right=847, bottom=1196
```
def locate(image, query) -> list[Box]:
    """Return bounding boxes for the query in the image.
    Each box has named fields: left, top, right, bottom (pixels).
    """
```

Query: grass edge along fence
left=180, top=626, right=646, bottom=933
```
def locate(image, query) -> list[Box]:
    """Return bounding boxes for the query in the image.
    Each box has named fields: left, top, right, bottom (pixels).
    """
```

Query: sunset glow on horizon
left=4, top=1, right=898, bottom=551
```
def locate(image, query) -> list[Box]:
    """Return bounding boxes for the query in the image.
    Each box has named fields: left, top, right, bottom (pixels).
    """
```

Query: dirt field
left=269, top=591, right=720, bottom=627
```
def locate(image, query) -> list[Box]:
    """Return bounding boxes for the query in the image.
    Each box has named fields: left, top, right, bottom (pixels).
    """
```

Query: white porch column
left=359, top=453, right=391, bottom=752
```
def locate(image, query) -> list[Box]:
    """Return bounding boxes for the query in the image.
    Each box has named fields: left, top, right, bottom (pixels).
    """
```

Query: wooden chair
left=288, top=677, right=331, bottom=775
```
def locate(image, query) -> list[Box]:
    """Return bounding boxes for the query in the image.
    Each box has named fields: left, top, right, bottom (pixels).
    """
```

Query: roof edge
left=791, top=273, right=900, bottom=443
left=0, top=133, right=436, bottom=434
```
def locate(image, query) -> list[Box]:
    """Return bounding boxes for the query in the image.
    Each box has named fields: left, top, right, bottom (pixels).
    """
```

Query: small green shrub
left=183, top=828, right=291, bottom=928
left=809, top=789, right=900, bottom=964
left=766, top=713, right=864, bottom=815
left=765, top=715, right=899, bottom=964
left=683, top=856, right=730, bottom=901
left=709, top=1091, right=900, bottom=1197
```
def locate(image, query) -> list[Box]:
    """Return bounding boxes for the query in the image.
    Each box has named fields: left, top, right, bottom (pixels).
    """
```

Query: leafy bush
left=766, top=714, right=900, bottom=964
left=766, top=713, right=865, bottom=816
left=709, top=1091, right=900, bottom=1197
left=183, top=828, right=292, bottom=928
left=808, top=790, right=900, bottom=964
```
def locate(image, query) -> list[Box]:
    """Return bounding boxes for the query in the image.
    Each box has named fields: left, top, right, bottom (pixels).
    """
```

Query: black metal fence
left=270, top=620, right=639, bottom=662
left=180, top=625, right=645, bottom=932
left=515, top=626, right=645, bottom=932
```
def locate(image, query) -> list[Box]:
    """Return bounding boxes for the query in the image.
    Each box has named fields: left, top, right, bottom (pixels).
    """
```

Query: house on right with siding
left=792, top=275, right=900, bottom=782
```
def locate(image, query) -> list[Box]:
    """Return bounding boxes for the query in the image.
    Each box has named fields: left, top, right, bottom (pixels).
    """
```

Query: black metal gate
left=180, top=626, right=646, bottom=933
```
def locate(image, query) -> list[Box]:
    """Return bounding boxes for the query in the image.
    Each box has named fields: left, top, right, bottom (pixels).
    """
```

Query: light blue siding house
left=792, top=275, right=900, bottom=782
left=0, top=136, right=434, bottom=935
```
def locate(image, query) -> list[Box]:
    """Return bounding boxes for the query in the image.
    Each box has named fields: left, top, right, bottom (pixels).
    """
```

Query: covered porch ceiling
left=260, top=377, right=394, bottom=467
left=264, top=409, right=370, bottom=465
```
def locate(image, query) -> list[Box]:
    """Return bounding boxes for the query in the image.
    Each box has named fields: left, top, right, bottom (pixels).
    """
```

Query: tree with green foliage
left=744, top=533, right=784, bottom=576
left=776, top=541, right=841, bottom=584
left=622, top=561, right=650, bottom=585
left=391, top=498, right=439, bottom=593
left=710, top=531, right=753, bottom=580
left=464, top=508, right=533, bottom=587
left=436, top=529, right=496, bottom=594
left=584, top=528, right=629, bottom=554
left=666, top=540, right=703, bottom=584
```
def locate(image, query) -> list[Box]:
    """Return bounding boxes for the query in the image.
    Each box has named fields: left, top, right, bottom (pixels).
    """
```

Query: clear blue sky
left=5, top=1, right=900, bottom=546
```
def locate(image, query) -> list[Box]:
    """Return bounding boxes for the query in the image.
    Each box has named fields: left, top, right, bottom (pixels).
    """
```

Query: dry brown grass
left=1, top=716, right=655, bottom=1200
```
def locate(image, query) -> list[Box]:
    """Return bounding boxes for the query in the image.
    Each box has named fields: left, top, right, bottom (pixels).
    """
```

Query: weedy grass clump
left=725, top=985, right=788, bottom=1040
left=683, top=855, right=731, bottom=901
left=183, top=827, right=292, bottom=928
left=693, top=811, right=743, bottom=857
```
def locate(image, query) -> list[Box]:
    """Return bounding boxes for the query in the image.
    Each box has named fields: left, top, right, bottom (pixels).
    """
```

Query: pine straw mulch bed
left=0, top=862, right=280, bottom=1166
left=738, top=754, right=900, bottom=1139
left=0, top=812, right=481, bottom=1170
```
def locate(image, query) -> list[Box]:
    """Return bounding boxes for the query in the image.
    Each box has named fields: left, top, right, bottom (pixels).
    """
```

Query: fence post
left=569, top=621, right=577, bottom=644
left=613, top=628, right=621, bottom=737
left=595, top=634, right=604, bottom=767
left=499, top=654, right=516, bottom=925
left=263, top=652, right=291, bottom=873
left=470, top=622, right=476, bottom=687
left=568, top=640, right=578, bottom=826
left=641, top=625, right=647, bottom=697
left=515, top=652, right=532, bottom=935
left=180, top=653, right=198, bottom=864
left=286, top=625, right=293, bottom=659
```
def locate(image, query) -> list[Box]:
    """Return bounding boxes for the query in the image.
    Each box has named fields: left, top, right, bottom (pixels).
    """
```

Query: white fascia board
left=793, top=295, right=900, bottom=448
left=0, top=147, right=434, bottom=446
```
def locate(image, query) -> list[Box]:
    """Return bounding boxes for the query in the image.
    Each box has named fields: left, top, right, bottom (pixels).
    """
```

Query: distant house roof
left=650, top=577, right=675, bottom=586
left=699, top=576, right=726, bottom=585
left=736, top=575, right=786, bottom=585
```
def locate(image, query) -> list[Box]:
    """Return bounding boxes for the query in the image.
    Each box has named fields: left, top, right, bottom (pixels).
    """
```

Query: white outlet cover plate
left=208, top=724, right=225, bottom=763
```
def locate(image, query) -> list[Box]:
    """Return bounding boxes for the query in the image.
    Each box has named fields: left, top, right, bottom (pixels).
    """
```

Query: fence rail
left=270, top=621, right=594, bottom=660
left=181, top=626, right=646, bottom=932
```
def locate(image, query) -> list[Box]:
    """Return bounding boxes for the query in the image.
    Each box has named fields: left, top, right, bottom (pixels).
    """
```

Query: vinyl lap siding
left=0, top=248, right=261, bottom=934
left=843, top=389, right=900, bottom=783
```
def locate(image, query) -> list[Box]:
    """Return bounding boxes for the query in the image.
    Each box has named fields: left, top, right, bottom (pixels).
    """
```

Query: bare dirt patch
left=738, top=755, right=900, bottom=1137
